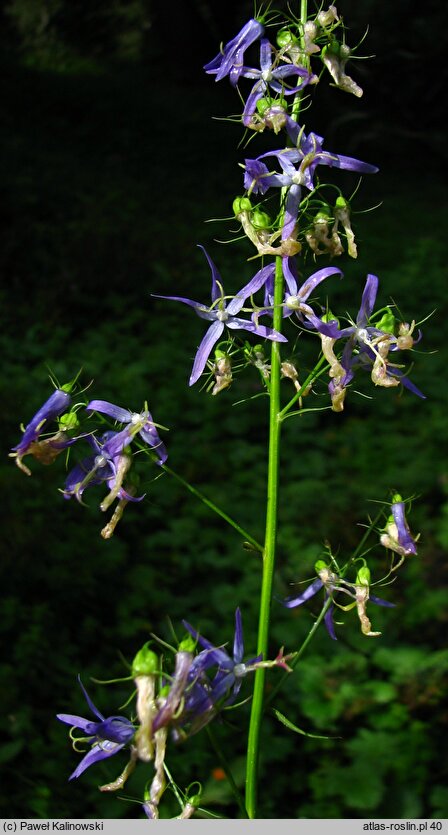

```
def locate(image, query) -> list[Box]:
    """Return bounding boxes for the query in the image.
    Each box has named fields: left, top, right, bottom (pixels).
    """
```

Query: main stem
left=245, top=256, right=284, bottom=818
left=245, top=1, right=308, bottom=817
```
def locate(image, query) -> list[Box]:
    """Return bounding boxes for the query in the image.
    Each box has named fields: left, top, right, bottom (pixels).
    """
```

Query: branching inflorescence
left=9, top=2, right=425, bottom=820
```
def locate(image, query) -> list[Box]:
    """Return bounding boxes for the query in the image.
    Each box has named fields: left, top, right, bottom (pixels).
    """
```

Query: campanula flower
left=62, top=429, right=143, bottom=505
left=10, top=388, right=72, bottom=475
left=241, top=38, right=315, bottom=127
left=204, top=18, right=264, bottom=86
left=281, top=562, right=394, bottom=640
left=254, top=257, right=342, bottom=326
left=86, top=400, right=168, bottom=465
left=244, top=124, right=378, bottom=196
left=154, top=246, right=287, bottom=386
left=57, top=678, right=135, bottom=780
left=310, top=275, right=426, bottom=397
left=380, top=495, right=418, bottom=559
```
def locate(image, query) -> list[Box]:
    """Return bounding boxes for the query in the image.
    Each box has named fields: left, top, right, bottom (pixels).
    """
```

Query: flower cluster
left=10, top=387, right=167, bottom=538
left=57, top=609, right=291, bottom=817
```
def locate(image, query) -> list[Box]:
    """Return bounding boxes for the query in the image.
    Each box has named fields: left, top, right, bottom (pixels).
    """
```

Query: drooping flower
left=57, top=678, right=135, bottom=780
left=62, top=429, right=143, bottom=506
left=10, top=388, right=72, bottom=475
left=153, top=246, right=287, bottom=386
left=310, top=275, right=426, bottom=397
left=281, top=562, right=394, bottom=640
left=380, top=495, right=418, bottom=560
left=204, top=18, right=264, bottom=86
left=85, top=401, right=168, bottom=465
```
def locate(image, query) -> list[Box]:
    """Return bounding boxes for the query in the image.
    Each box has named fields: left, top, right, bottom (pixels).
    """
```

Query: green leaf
left=272, top=708, right=340, bottom=740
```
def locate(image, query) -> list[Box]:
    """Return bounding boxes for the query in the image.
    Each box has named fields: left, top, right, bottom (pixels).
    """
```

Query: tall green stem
left=245, top=1, right=308, bottom=817
left=245, top=256, right=284, bottom=818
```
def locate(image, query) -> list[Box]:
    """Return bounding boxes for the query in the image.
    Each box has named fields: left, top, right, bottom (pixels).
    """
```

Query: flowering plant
left=9, top=2, right=427, bottom=820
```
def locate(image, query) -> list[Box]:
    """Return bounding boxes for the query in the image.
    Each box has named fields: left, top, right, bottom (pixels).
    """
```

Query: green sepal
left=132, top=642, right=158, bottom=677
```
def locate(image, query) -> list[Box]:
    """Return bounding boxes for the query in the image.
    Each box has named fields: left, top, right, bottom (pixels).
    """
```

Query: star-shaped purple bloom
left=184, top=607, right=261, bottom=703
left=254, top=257, right=342, bottom=326
left=204, top=18, right=264, bottom=86
left=57, top=678, right=135, bottom=780
left=86, top=400, right=167, bottom=465
left=154, top=246, right=287, bottom=386
left=241, top=38, right=314, bottom=127
left=244, top=122, right=378, bottom=196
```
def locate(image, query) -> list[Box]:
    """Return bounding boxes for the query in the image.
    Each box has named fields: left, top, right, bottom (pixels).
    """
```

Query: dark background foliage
left=1, top=0, right=447, bottom=820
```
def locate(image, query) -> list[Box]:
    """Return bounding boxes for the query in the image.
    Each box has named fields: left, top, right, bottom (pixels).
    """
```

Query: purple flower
left=57, top=678, right=134, bottom=780
left=154, top=246, right=287, bottom=386
left=204, top=18, right=264, bottom=86
left=241, top=39, right=314, bottom=127
left=392, top=501, right=418, bottom=556
left=244, top=124, right=378, bottom=196
left=184, top=608, right=261, bottom=703
left=86, top=400, right=167, bottom=465
left=62, top=430, right=144, bottom=505
left=380, top=496, right=418, bottom=558
left=10, top=388, right=71, bottom=474
left=311, top=275, right=426, bottom=397
left=254, top=257, right=342, bottom=325
left=281, top=564, right=394, bottom=640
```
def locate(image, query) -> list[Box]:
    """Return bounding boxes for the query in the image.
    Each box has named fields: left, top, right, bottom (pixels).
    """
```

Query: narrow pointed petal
left=189, top=320, right=224, bottom=385
left=369, top=594, right=396, bottom=607
left=198, top=245, right=222, bottom=303
left=69, top=741, right=124, bottom=781
left=227, top=263, right=275, bottom=315
left=85, top=400, right=131, bottom=423
left=324, top=600, right=337, bottom=640
left=281, top=577, right=324, bottom=608
left=233, top=607, right=244, bottom=664
left=357, top=274, right=379, bottom=324
left=298, top=266, right=343, bottom=301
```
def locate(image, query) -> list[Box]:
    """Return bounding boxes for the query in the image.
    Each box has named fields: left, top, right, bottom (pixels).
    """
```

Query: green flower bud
left=187, top=794, right=201, bottom=807
left=356, top=566, right=371, bottom=586
left=132, top=642, right=158, bottom=677
left=179, top=636, right=196, bottom=653
left=158, top=683, right=170, bottom=699
left=392, top=493, right=403, bottom=503
left=335, top=195, right=349, bottom=211
left=233, top=196, right=252, bottom=216
left=314, top=559, right=328, bottom=573
left=376, top=308, right=397, bottom=335
left=277, top=28, right=298, bottom=49
left=214, top=348, right=227, bottom=360
left=251, top=209, right=271, bottom=229
left=58, top=410, right=79, bottom=431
